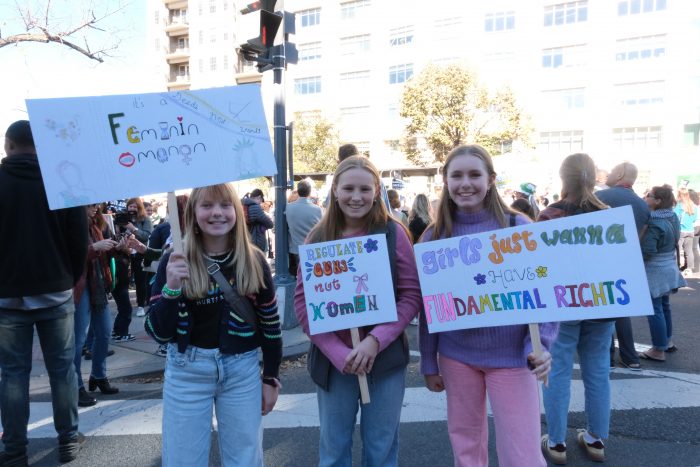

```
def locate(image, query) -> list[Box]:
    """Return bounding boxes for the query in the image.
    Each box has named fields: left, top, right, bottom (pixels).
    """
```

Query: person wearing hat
left=0, top=120, right=88, bottom=464
left=242, top=188, right=274, bottom=253
left=515, top=182, right=540, bottom=218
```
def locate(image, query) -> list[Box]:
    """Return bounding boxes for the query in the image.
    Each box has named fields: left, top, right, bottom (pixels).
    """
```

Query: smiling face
left=333, top=167, right=377, bottom=229
left=194, top=195, right=236, bottom=241
left=444, top=154, right=495, bottom=213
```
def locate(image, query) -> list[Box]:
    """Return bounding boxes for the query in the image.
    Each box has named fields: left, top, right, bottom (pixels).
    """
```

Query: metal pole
left=271, top=41, right=298, bottom=329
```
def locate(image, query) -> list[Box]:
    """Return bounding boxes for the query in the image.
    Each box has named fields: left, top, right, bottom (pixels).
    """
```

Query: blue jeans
left=73, top=290, right=112, bottom=387
left=162, top=345, right=262, bottom=467
left=0, top=303, right=78, bottom=455
left=647, top=295, right=672, bottom=350
left=543, top=320, right=614, bottom=443
left=316, top=365, right=406, bottom=467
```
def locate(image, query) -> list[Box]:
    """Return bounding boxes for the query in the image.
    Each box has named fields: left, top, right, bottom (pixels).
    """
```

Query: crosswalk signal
left=239, top=1, right=283, bottom=71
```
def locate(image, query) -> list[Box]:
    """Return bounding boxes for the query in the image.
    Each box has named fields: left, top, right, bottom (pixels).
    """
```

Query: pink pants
left=439, top=355, right=546, bottom=467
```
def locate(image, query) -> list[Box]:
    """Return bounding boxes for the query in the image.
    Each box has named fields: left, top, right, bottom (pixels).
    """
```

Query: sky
left=0, top=0, right=161, bottom=136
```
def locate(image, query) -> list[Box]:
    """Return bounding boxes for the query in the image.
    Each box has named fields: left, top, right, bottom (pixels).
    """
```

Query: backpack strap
left=509, top=213, right=516, bottom=227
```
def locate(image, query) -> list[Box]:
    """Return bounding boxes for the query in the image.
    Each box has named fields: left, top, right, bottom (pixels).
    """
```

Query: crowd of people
left=0, top=120, right=694, bottom=466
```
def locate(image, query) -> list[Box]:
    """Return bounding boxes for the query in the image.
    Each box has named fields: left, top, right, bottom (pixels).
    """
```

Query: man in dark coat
left=0, top=120, right=88, bottom=464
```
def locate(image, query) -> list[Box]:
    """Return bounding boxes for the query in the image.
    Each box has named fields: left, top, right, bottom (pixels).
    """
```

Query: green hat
left=518, top=182, right=536, bottom=196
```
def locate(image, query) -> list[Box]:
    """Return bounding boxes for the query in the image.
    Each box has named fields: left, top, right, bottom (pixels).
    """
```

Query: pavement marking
left=20, top=367, right=700, bottom=438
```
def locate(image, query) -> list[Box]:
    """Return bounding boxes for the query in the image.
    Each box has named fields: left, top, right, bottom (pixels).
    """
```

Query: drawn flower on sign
left=304, top=262, right=314, bottom=281
left=347, top=257, right=356, bottom=272
left=363, top=238, right=378, bottom=253
left=474, top=273, right=486, bottom=285
left=536, top=266, right=548, bottom=278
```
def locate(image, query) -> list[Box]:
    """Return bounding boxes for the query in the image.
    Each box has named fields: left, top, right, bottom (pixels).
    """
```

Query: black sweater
left=0, top=153, right=87, bottom=298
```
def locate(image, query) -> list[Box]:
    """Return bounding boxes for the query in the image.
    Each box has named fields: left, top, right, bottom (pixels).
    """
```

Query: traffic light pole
left=271, top=43, right=297, bottom=329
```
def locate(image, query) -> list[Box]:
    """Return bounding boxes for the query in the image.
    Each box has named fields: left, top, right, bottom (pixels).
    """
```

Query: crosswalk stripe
left=22, top=368, right=700, bottom=438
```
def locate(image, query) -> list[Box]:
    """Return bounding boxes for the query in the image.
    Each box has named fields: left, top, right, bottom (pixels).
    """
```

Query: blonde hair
left=308, top=156, right=390, bottom=243
left=431, top=144, right=517, bottom=239
left=558, top=153, right=608, bottom=212
left=677, top=188, right=695, bottom=215
left=410, top=193, right=432, bottom=225
left=182, top=183, right=265, bottom=298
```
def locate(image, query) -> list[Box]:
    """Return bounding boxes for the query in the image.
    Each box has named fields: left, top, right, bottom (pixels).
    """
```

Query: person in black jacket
left=241, top=188, right=274, bottom=253
left=0, top=120, right=88, bottom=465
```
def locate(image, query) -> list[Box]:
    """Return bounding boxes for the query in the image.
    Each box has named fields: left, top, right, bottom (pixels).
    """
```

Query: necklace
left=203, top=250, right=233, bottom=264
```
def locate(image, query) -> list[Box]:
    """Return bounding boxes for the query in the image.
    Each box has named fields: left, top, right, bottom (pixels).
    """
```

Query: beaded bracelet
left=162, top=285, right=182, bottom=298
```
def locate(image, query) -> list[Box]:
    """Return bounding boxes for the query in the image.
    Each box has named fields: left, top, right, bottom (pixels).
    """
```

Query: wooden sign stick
left=350, top=327, right=371, bottom=404
left=528, top=323, right=548, bottom=386
left=167, top=192, right=184, bottom=253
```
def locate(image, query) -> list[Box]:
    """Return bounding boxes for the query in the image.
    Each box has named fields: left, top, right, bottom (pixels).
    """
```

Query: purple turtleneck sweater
left=418, top=209, right=560, bottom=375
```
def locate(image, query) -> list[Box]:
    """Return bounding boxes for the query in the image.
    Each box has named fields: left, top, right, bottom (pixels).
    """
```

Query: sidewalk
left=28, top=291, right=309, bottom=395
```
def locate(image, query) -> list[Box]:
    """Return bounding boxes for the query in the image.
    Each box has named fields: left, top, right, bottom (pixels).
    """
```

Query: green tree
left=400, top=64, right=532, bottom=165
left=292, top=113, right=339, bottom=174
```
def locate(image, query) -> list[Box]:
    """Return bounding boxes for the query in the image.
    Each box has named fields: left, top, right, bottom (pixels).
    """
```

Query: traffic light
left=239, top=1, right=283, bottom=71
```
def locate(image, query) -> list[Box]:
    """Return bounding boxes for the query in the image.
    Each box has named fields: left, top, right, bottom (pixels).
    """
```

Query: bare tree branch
left=0, top=1, right=130, bottom=63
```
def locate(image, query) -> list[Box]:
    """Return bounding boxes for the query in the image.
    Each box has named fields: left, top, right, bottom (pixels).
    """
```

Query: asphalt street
left=12, top=278, right=700, bottom=466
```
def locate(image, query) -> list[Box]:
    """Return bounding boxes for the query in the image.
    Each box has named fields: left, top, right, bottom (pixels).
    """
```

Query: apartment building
left=149, top=0, right=700, bottom=189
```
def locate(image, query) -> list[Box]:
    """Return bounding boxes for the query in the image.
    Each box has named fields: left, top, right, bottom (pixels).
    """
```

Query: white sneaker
left=136, top=307, right=145, bottom=317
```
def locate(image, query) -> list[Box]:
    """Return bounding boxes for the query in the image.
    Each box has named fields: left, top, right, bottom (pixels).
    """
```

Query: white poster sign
left=25, top=86, right=276, bottom=209
left=298, top=234, right=398, bottom=335
left=414, top=207, right=653, bottom=333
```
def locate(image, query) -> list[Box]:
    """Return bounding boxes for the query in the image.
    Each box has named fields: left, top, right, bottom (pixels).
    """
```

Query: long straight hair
left=182, top=183, right=265, bottom=298
left=410, top=193, right=432, bottom=225
left=430, top=144, right=517, bottom=239
left=558, top=153, right=608, bottom=212
left=307, top=156, right=390, bottom=243
left=677, top=188, right=695, bottom=215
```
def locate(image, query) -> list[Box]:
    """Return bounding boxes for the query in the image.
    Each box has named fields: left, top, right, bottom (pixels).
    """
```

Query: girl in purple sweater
left=294, top=156, right=422, bottom=467
left=419, top=145, right=558, bottom=467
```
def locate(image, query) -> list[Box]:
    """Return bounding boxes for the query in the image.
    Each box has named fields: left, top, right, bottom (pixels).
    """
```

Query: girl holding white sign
left=419, top=145, right=556, bottom=467
left=294, top=156, right=422, bottom=467
left=145, top=183, right=282, bottom=467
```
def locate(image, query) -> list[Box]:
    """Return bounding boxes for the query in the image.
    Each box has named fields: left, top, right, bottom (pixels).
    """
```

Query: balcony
left=164, top=19, right=188, bottom=36
left=167, top=74, right=191, bottom=91
left=166, top=47, right=190, bottom=64
left=163, top=0, right=188, bottom=8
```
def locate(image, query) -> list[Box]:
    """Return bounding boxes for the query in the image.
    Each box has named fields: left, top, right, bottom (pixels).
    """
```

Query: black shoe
left=112, top=334, right=135, bottom=342
left=58, top=432, right=85, bottom=463
left=88, top=376, right=119, bottom=394
left=84, top=350, right=92, bottom=360
left=0, top=451, right=29, bottom=467
left=107, top=349, right=115, bottom=357
left=78, top=388, right=97, bottom=407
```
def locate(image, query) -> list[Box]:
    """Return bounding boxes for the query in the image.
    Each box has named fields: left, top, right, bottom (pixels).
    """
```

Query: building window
left=155, top=38, right=160, bottom=51
left=210, top=0, right=216, bottom=13
left=223, top=55, right=229, bottom=70
left=433, top=16, right=464, bottom=42
left=340, top=106, right=371, bottom=121
left=340, top=34, right=370, bottom=56
left=299, top=8, right=321, bottom=27
left=615, top=34, right=666, bottom=61
left=295, top=76, right=322, bottom=95
left=485, top=11, right=515, bottom=32
left=199, top=31, right=204, bottom=45
left=340, top=0, right=370, bottom=20
left=542, top=44, right=586, bottom=68
left=544, top=1, right=588, bottom=27
left=210, top=30, right=216, bottom=43
left=339, top=70, right=370, bottom=90
left=684, top=124, right=700, bottom=146
left=177, top=37, right=189, bottom=49
left=351, top=142, right=370, bottom=157
left=299, top=42, right=322, bottom=61
left=615, top=81, right=664, bottom=106
left=178, top=64, right=190, bottom=77
left=223, top=32, right=229, bottom=41
left=223, top=0, right=228, bottom=10
left=618, top=0, right=667, bottom=15
left=210, top=57, right=217, bottom=71
left=389, top=25, right=414, bottom=46
left=612, top=126, right=662, bottom=148
left=389, top=64, right=413, bottom=84
left=542, top=88, right=585, bottom=110
left=199, top=59, right=203, bottom=73
left=538, top=131, right=584, bottom=153
left=155, top=11, right=159, bottom=24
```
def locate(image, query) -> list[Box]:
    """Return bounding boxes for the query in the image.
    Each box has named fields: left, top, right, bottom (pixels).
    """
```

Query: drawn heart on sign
left=177, top=116, right=183, bottom=122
